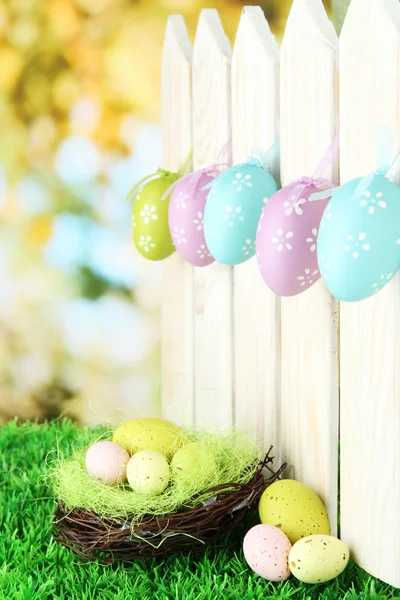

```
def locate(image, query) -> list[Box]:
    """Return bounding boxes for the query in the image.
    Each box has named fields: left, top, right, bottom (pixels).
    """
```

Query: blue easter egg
left=317, top=174, right=400, bottom=301
left=203, top=163, right=278, bottom=266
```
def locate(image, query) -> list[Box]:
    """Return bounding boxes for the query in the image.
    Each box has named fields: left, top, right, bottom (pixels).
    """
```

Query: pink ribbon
left=162, top=141, right=232, bottom=200
left=289, top=134, right=339, bottom=203
left=161, top=163, right=230, bottom=200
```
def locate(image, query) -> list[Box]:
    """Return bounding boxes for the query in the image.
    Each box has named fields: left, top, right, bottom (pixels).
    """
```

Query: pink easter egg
left=168, top=171, right=216, bottom=267
left=256, top=181, right=332, bottom=296
left=243, top=524, right=292, bottom=581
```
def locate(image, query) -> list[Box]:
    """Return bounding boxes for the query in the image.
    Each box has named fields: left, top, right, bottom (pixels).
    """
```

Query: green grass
left=1, top=419, right=399, bottom=600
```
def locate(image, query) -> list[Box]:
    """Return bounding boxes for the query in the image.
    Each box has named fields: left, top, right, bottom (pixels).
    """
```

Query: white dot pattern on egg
left=317, top=174, right=400, bottom=302
left=204, top=163, right=278, bottom=266
left=168, top=171, right=216, bottom=267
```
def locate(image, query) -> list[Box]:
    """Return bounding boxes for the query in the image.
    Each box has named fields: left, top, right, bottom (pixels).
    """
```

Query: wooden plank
left=161, top=15, right=194, bottom=426
left=192, top=9, right=233, bottom=427
left=231, top=7, right=281, bottom=449
left=340, top=0, right=400, bottom=586
left=280, top=0, right=339, bottom=534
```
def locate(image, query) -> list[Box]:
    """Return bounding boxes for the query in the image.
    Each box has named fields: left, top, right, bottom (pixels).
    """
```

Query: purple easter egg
left=256, top=181, right=332, bottom=296
left=168, top=171, right=216, bottom=267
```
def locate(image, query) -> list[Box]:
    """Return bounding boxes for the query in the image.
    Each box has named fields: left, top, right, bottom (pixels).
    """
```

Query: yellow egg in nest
left=113, top=418, right=187, bottom=460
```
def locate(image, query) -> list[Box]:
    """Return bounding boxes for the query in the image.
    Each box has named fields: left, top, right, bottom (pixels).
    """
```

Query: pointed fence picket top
left=340, top=0, right=400, bottom=586
left=279, top=0, right=339, bottom=533
left=192, top=10, right=234, bottom=427
left=161, top=15, right=194, bottom=426
left=231, top=6, right=281, bottom=448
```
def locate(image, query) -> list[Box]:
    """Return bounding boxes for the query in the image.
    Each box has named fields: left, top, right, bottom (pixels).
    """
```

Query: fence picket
left=192, top=10, right=234, bottom=427
left=279, top=0, right=339, bottom=533
left=231, top=6, right=281, bottom=448
left=340, top=0, right=400, bottom=586
left=161, top=16, right=194, bottom=426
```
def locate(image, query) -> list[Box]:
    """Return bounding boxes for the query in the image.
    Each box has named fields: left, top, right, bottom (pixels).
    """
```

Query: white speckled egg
left=243, top=524, right=292, bottom=581
left=289, top=534, right=350, bottom=584
left=126, top=450, right=170, bottom=495
left=85, top=441, right=130, bottom=485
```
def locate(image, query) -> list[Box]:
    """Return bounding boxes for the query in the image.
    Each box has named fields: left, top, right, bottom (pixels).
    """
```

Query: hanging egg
left=132, top=174, right=178, bottom=260
left=317, top=174, right=400, bottom=301
left=168, top=171, right=216, bottom=267
left=203, top=163, right=278, bottom=266
left=256, top=180, right=331, bottom=296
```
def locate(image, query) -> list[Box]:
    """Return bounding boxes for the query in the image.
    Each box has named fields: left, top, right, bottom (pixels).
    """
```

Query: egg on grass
left=289, top=534, right=350, bottom=583
left=258, top=479, right=330, bottom=544
left=126, top=450, right=170, bottom=495
left=243, top=524, right=292, bottom=582
left=85, top=441, right=130, bottom=485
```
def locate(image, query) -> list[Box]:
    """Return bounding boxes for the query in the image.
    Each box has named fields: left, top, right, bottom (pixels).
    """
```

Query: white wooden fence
left=161, top=0, right=400, bottom=588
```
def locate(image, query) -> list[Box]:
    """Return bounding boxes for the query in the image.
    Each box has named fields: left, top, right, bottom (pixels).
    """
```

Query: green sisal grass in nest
left=2, top=419, right=399, bottom=600
left=49, top=429, right=262, bottom=521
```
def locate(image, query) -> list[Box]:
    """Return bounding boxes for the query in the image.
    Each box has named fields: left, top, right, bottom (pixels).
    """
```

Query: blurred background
left=0, top=0, right=334, bottom=426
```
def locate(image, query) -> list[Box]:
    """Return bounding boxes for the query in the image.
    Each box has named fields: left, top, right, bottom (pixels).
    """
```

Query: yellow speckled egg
left=113, top=418, right=187, bottom=460
left=289, top=535, right=349, bottom=583
left=258, top=479, right=330, bottom=544
left=127, top=450, right=170, bottom=495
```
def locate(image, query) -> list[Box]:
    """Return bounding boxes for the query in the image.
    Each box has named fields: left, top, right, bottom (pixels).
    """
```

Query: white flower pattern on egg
left=359, top=190, right=387, bottom=215
left=306, top=228, right=318, bottom=252
left=272, top=228, right=294, bottom=252
left=172, top=226, right=187, bottom=245
left=196, top=244, right=211, bottom=260
left=193, top=211, right=203, bottom=231
left=174, top=191, right=188, bottom=210
left=296, top=268, right=319, bottom=287
left=372, top=273, right=394, bottom=293
left=140, top=204, right=158, bottom=225
left=232, top=172, right=252, bottom=192
left=344, top=232, right=371, bottom=259
left=283, top=194, right=307, bottom=217
left=138, top=235, right=156, bottom=253
left=319, top=253, right=331, bottom=281
left=224, top=205, right=244, bottom=227
left=242, top=239, right=256, bottom=256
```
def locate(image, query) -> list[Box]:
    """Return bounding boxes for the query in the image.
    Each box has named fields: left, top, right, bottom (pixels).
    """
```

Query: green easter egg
left=171, top=441, right=216, bottom=490
left=132, top=175, right=177, bottom=260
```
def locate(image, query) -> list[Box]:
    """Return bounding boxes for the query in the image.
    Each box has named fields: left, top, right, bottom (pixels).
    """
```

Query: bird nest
left=53, top=447, right=286, bottom=564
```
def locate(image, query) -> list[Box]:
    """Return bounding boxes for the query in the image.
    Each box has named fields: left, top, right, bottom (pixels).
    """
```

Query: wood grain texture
left=280, top=0, right=339, bottom=534
left=161, top=16, right=194, bottom=426
left=231, top=6, right=281, bottom=449
left=339, top=0, right=400, bottom=586
left=192, top=10, right=233, bottom=427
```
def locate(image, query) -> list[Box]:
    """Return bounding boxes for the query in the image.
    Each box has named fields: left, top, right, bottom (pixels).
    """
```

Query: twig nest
left=113, top=418, right=187, bottom=460
left=243, top=524, right=292, bottom=582
left=171, top=441, right=216, bottom=490
left=85, top=441, right=130, bottom=485
left=126, top=450, right=170, bottom=495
